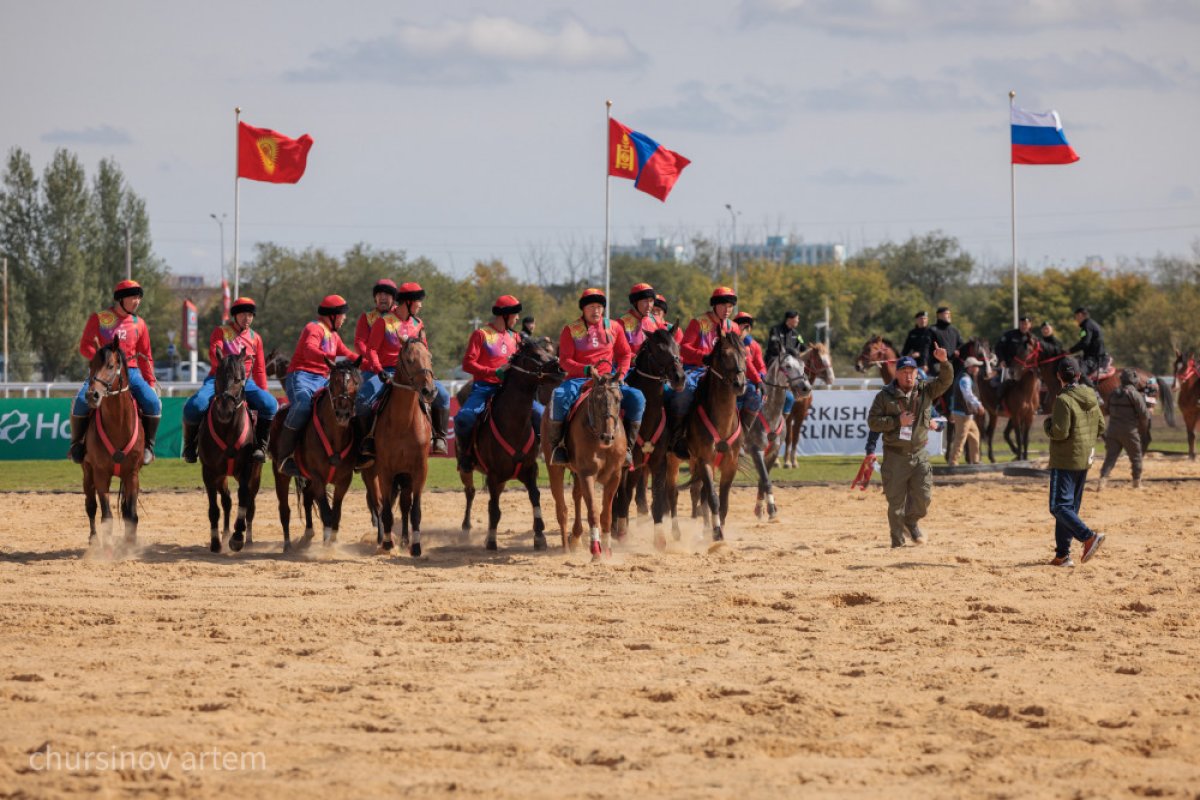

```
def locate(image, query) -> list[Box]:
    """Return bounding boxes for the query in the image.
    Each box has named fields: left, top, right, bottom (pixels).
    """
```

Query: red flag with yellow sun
left=237, top=122, right=313, bottom=183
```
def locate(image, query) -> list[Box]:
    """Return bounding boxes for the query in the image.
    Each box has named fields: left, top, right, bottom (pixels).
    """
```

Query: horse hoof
left=533, top=532, right=547, bottom=551
left=768, top=511, right=780, bottom=523
left=654, top=533, right=667, bottom=552
left=380, top=538, right=394, bottom=552
left=229, top=533, right=244, bottom=552
left=401, top=534, right=410, bottom=548
left=486, top=537, right=498, bottom=551
left=754, top=504, right=763, bottom=519
left=410, top=542, right=422, bottom=558
left=712, top=529, right=725, bottom=542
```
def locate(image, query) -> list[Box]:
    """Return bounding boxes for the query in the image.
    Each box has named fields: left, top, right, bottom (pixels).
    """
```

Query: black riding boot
left=669, top=413, right=689, bottom=459
left=141, top=415, right=161, bottom=466
left=355, top=415, right=376, bottom=471
left=182, top=420, right=200, bottom=463
left=68, top=414, right=89, bottom=464
left=430, top=403, right=449, bottom=455
left=545, top=419, right=568, bottom=465
left=623, top=418, right=640, bottom=467
left=276, top=425, right=302, bottom=477
left=251, top=416, right=272, bottom=463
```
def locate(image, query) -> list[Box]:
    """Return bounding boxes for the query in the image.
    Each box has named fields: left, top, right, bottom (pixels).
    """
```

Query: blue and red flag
left=608, top=118, right=691, bottom=201
left=1011, top=106, right=1079, bottom=165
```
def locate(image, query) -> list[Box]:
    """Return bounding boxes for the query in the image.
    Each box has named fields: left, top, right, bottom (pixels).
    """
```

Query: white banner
left=795, top=389, right=943, bottom=456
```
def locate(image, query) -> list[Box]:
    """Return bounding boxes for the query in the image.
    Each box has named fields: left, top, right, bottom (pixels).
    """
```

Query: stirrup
left=142, top=448, right=155, bottom=466
left=69, top=441, right=86, bottom=464
left=431, top=436, right=448, bottom=455
left=550, top=444, right=569, bottom=465
left=250, top=444, right=268, bottom=464
left=280, top=456, right=301, bottom=478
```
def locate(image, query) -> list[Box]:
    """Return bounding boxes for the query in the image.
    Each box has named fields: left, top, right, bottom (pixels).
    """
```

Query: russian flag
left=1011, top=106, right=1080, bottom=165
left=608, top=118, right=691, bottom=202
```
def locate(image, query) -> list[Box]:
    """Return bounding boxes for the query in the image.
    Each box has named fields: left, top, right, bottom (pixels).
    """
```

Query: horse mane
left=91, top=340, right=127, bottom=372
left=808, top=341, right=828, bottom=355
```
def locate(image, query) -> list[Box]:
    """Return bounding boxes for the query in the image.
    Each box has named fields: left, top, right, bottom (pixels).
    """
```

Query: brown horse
left=987, top=332, right=1040, bottom=461
left=198, top=352, right=263, bottom=553
left=1174, top=350, right=1199, bottom=460
left=81, top=342, right=145, bottom=549
left=543, top=372, right=625, bottom=560
left=747, top=351, right=808, bottom=518
left=781, top=343, right=835, bottom=469
left=264, top=348, right=289, bottom=388
left=364, top=339, right=436, bottom=556
left=270, top=359, right=362, bottom=550
left=612, top=329, right=685, bottom=548
left=665, top=331, right=747, bottom=544
left=854, top=335, right=899, bottom=384
left=460, top=336, right=564, bottom=551
left=1093, top=365, right=1175, bottom=432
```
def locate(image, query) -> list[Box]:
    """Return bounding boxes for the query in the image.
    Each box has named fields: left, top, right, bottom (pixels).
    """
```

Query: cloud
left=963, top=49, right=1187, bottom=93
left=40, top=125, right=132, bottom=146
left=633, top=81, right=792, bottom=135
left=810, top=167, right=904, bottom=186
left=738, top=0, right=1200, bottom=37
left=800, top=72, right=988, bottom=112
left=288, top=14, right=644, bottom=85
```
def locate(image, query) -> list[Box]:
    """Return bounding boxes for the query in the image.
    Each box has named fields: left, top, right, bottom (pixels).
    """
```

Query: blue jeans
left=453, top=381, right=543, bottom=445
left=1049, top=468, right=1096, bottom=558
left=283, top=370, right=329, bottom=430
left=182, top=375, right=277, bottom=424
left=783, top=390, right=795, bottom=416
left=359, top=370, right=450, bottom=416
left=664, top=366, right=760, bottom=417
left=550, top=377, right=645, bottom=424
left=73, top=368, right=162, bottom=417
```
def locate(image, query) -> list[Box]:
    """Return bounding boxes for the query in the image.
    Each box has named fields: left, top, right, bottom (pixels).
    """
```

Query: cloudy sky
left=3, top=0, right=1198, bottom=286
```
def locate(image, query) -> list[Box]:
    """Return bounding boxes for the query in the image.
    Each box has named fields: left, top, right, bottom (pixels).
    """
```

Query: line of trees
left=3, top=146, right=1198, bottom=381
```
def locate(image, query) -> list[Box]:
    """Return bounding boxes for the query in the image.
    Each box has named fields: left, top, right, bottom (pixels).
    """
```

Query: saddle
left=1093, top=356, right=1116, bottom=381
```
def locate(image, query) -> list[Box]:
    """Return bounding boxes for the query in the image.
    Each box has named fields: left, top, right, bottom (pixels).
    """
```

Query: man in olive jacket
left=1044, top=357, right=1107, bottom=567
left=868, top=343, right=953, bottom=547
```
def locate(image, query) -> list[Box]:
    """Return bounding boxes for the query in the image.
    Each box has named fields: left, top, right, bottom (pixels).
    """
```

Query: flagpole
left=604, top=99, right=612, bottom=322
left=233, top=106, right=242, bottom=299
left=1009, top=90, right=1018, bottom=329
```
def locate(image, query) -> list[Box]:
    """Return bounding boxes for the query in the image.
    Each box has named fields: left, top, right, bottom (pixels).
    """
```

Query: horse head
left=86, top=342, right=128, bottom=410
left=1011, top=332, right=1042, bottom=380
left=393, top=339, right=437, bottom=404
left=212, top=352, right=247, bottom=424
left=802, top=343, right=835, bottom=386
left=704, top=331, right=746, bottom=393
left=776, top=352, right=812, bottom=397
left=636, top=328, right=685, bottom=391
left=585, top=371, right=622, bottom=446
left=325, top=358, right=362, bottom=425
left=961, top=337, right=994, bottom=380
left=508, top=336, right=566, bottom=389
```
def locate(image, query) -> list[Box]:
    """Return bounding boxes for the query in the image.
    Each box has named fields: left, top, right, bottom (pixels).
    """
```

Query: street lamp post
left=210, top=213, right=227, bottom=289
left=123, top=224, right=132, bottom=280
left=725, top=203, right=740, bottom=297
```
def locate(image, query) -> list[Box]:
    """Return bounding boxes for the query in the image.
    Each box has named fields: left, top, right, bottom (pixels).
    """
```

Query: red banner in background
left=182, top=300, right=198, bottom=352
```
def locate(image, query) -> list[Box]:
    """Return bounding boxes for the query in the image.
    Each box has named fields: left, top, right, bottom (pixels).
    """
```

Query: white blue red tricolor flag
left=1011, top=106, right=1080, bottom=165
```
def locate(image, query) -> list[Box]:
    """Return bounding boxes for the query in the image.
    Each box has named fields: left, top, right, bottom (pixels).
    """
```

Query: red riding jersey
left=681, top=312, right=759, bottom=382
left=353, top=309, right=385, bottom=359
left=365, top=312, right=427, bottom=373
left=462, top=323, right=519, bottom=384
left=79, top=307, right=156, bottom=386
left=287, top=320, right=357, bottom=378
left=619, top=308, right=666, bottom=355
left=207, top=323, right=267, bottom=388
left=744, top=337, right=767, bottom=385
left=559, top=317, right=631, bottom=379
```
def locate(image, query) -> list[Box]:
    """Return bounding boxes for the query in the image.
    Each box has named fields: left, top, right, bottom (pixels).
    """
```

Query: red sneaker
left=1080, top=533, right=1105, bottom=563
left=1050, top=555, right=1074, bottom=567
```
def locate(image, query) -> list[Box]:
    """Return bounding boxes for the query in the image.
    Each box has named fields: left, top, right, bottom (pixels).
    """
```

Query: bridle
left=506, top=341, right=564, bottom=383
left=634, top=333, right=682, bottom=383
left=706, top=334, right=746, bottom=388
left=325, top=366, right=360, bottom=424
left=87, top=347, right=129, bottom=405
left=585, top=376, right=621, bottom=445
left=391, top=339, right=436, bottom=401
left=212, top=356, right=247, bottom=423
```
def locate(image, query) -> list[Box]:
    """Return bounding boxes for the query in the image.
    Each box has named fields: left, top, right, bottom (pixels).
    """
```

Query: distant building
left=734, top=236, right=844, bottom=267
left=610, top=237, right=685, bottom=262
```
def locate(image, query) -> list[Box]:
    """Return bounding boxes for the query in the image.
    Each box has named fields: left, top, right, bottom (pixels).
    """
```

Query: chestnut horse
left=198, top=352, right=263, bottom=553
left=364, top=339, right=436, bottom=556
left=460, top=336, right=564, bottom=551
left=781, top=343, right=835, bottom=469
left=543, top=371, right=625, bottom=560
left=1174, top=350, right=1199, bottom=460
left=854, top=335, right=899, bottom=384
left=270, top=359, right=362, bottom=550
left=612, top=329, right=686, bottom=548
left=80, top=342, right=145, bottom=549
left=747, top=351, right=808, bottom=518
left=664, top=331, right=747, bottom=544
left=1094, top=365, right=1175, bottom=431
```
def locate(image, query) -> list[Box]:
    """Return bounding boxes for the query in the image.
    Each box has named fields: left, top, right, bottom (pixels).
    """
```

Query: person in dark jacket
left=930, top=306, right=962, bottom=376
left=900, top=311, right=936, bottom=370
left=1039, top=321, right=1064, bottom=358
left=1069, top=306, right=1107, bottom=386
left=1098, top=368, right=1150, bottom=490
left=993, top=316, right=1033, bottom=407
left=765, top=310, right=806, bottom=364
left=1044, top=357, right=1106, bottom=567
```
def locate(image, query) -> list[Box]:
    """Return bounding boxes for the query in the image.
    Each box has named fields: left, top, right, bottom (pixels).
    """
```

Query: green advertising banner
left=0, top=397, right=185, bottom=460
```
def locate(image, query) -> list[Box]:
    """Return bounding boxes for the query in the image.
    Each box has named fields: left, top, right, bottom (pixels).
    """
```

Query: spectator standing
left=1044, top=357, right=1106, bottom=567
left=1098, top=368, right=1150, bottom=490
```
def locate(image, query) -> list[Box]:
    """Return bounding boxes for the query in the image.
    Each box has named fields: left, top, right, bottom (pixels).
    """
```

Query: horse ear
left=324, top=356, right=335, bottom=370
left=352, top=356, right=363, bottom=369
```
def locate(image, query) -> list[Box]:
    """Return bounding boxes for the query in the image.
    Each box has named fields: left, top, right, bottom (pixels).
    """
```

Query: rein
left=697, top=403, right=742, bottom=468
left=94, top=402, right=140, bottom=477
left=206, top=403, right=251, bottom=476
left=479, top=412, right=536, bottom=480
left=297, top=387, right=354, bottom=484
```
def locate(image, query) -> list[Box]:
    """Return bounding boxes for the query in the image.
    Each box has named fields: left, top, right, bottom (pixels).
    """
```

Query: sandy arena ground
left=1, top=453, right=1198, bottom=798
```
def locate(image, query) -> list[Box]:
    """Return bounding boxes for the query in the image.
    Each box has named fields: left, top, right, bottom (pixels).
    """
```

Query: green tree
left=856, top=231, right=974, bottom=307
left=0, top=148, right=39, bottom=379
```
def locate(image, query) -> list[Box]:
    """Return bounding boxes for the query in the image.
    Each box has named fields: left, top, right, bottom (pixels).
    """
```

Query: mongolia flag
left=608, top=118, right=691, bottom=201
left=1011, top=107, right=1079, bottom=165
left=237, top=122, right=314, bottom=183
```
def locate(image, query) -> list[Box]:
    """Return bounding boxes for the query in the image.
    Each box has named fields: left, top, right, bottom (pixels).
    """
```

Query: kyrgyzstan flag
left=608, top=118, right=690, bottom=202
left=237, top=122, right=313, bottom=183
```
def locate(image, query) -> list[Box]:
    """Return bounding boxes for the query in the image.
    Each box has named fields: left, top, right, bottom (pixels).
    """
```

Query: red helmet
left=733, top=311, right=754, bottom=326
left=318, top=294, right=349, bottom=316
left=710, top=286, right=737, bottom=306
left=653, top=293, right=668, bottom=311
left=578, top=287, right=607, bottom=310
left=230, top=296, right=257, bottom=316
left=628, top=283, right=655, bottom=305
left=397, top=281, right=426, bottom=302
left=113, top=279, right=143, bottom=301
left=372, top=278, right=398, bottom=299
left=492, top=295, right=522, bottom=316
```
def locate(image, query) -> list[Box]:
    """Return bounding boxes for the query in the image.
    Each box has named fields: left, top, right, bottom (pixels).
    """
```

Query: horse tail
left=1157, top=376, right=1176, bottom=428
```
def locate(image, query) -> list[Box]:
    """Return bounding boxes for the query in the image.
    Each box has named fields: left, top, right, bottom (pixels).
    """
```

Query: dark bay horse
left=664, top=331, right=747, bottom=544
left=198, top=353, right=263, bottom=553
left=264, top=349, right=289, bottom=388
left=1174, top=350, right=1198, bottom=460
left=782, top=343, right=834, bottom=469
left=985, top=333, right=1039, bottom=461
left=270, top=359, right=362, bottom=550
left=364, top=339, right=437, bottom=556
left=612, top=329, right=685, bottom=548
left=460, top=336, right=564, bottom=551
left=81, top=343, right=145, bottom=549
left=746, top=351, right=808, bottom=519
left=543, top=371, right=625, bottom=560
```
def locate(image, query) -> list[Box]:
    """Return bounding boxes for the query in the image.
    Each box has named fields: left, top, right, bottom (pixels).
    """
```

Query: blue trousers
left=182, top=375, right=277, bottom=424
left=664, top=366, right=761, bottom=418
left=283, top=370, right=329, bottom=430
left=1049, top=468, right=1096, bottom=558
left=357, top=370, right=451, bottom=416
left=73, top=368, right=161, bottom=417
left=453, top=381, right=543, bottom=444
left=783, top=390, right=796, bottom=416
left=550, top=377, right=645, bottom=424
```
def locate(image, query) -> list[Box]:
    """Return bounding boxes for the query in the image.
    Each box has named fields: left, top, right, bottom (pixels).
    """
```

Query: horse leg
left=84, top=468, right=98, bottom=546
left=600, top=471, right=618, bottom=560
left=206, top=472, right=222, bottom=552
left=650, top=459, right=668, bottom=551
left=122, top=472, right=139, bottom=545
left=364, top=470, right=380, bottom=545
left=302, top=488, right=316, bottom=544
left=275, top=469, right=292, bottom=551
left=485, top=477, right=503, bottom=551
left=635, top=469, right=649, bottom=517
left=580, top=474, right=602, bottom=562
left=409, top=470, right=427, bottom=558
left=520, top=462, right=547, bottom=551
left=229, top=474, right=248, bottom=553
left=700, top=462, right=722, bottom=542
left=97, top=481, right=114, bottom=550
left=985, top=413, right=997, bottom=463
left=751, top=448, right=777, bottom=522
left=378, top=474, right=395, bottom=552
left=314, top=485, right=336, bottom=545
left=1188, top=416, right=1197, bottom=460
left=398, top=476, right=413, bottom=551
left=718, top=463, right=737, bottom=536
left=666, top=456, right=682, bottom=541
left=460, top=468, right=476, bottom=542
left=216, top=476, right=232, bottom=540
left=328, top=478, right=351, bottom=544
left=548, top=464, right=571, bottom=551
left=612, top=469, right=632, bottom=543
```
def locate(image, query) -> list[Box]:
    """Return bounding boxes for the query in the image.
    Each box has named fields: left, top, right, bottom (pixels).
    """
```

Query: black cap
left=915, top=310, right=927, bottom=319
left=1018, top=315, right=1031, bottom=323
left=1058, top=356, right=1081, bottom=381
left=521, top=316, right=534, bottom=325
left=936, top=306, right=950, bottom=314
left=1040, top=320, right=1052, bottom=327
left=1074, top=306, right=1088, bottom=315
left=784, top=310, right=799, bottom=319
